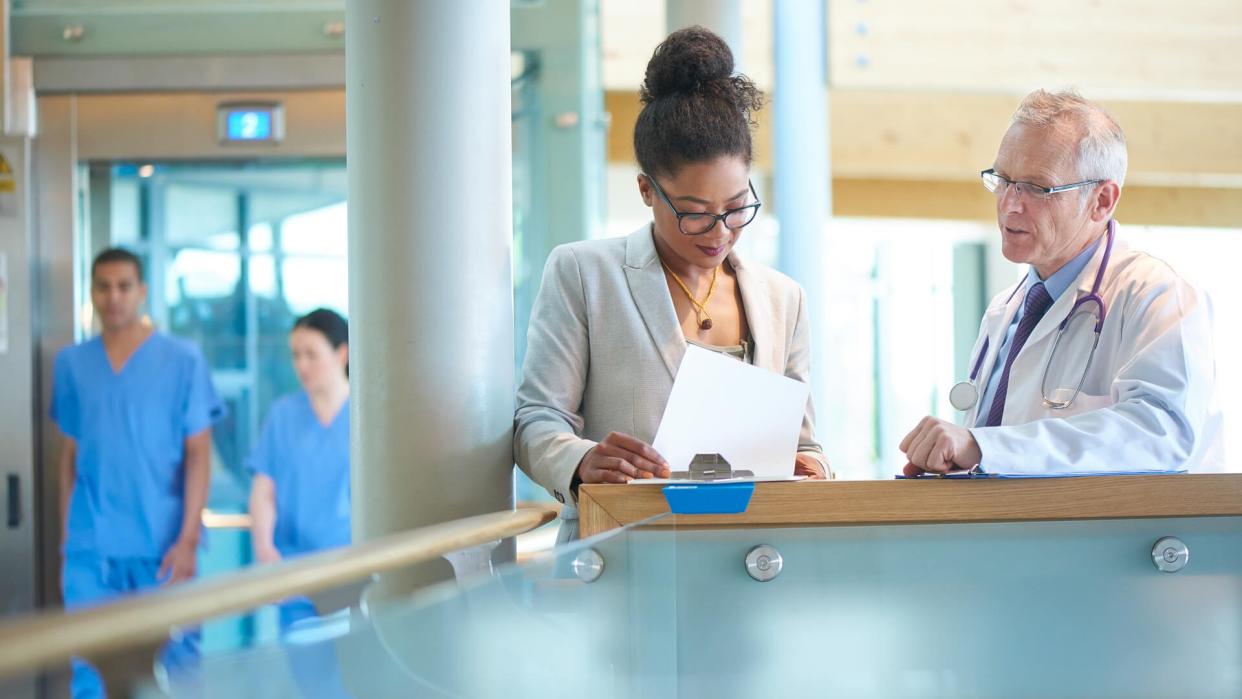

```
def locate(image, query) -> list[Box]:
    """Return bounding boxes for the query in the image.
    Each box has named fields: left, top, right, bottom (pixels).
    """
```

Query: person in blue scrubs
left=248, top=308, right=350, bottom=698
left=51, top=247, right=224, bottom=698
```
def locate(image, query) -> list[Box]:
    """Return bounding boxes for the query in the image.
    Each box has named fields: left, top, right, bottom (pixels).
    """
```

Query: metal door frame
left=31, top=87, right=348, bottom=610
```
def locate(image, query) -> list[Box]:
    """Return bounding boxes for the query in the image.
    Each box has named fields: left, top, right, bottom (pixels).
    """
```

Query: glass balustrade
left=6, top=511, right=1240, bottom=697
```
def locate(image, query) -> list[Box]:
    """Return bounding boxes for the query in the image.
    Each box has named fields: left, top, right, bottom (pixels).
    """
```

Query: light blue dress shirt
left=975, top=236, right=1103, bottom=426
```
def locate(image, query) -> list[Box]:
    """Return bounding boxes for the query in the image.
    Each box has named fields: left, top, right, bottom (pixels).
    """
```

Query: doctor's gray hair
left=1012, top=89, right=1128, bottom=188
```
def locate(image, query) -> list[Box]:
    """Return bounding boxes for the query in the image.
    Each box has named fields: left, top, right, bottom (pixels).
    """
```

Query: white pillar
left=345, top=1, right=514, bottom=574
left=666, top=0, right=744, bottom=70
left=774, top=0, right=834, bottom=463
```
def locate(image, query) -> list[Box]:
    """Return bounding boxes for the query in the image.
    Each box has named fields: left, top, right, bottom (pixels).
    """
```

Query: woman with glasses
left=515, top=26, right=830, bottom=514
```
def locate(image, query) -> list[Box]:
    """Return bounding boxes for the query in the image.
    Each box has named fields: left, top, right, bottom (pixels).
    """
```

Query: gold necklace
left=662, top=262, right=719, bottom=330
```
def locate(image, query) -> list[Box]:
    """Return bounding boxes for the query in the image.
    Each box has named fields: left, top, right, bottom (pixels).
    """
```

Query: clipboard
left=895, top=466, right=1188, bottom=479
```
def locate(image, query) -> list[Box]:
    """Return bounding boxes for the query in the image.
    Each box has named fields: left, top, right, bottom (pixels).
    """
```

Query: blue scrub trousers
left=62, top=554, right=201, bottom=698
left=279, top=597, right=352, bottom=699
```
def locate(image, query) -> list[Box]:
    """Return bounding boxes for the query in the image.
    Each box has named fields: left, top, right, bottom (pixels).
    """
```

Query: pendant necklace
left=662, top=262, right=719, bottom=330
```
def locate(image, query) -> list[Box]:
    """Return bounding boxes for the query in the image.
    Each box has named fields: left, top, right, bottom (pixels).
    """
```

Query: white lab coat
left=966, top=224, right=1224, bottom=473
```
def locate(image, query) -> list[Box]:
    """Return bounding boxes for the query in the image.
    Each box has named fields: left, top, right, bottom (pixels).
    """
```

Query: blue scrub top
left=51, top=332, right=225, bottom=558
left=248, top=391, right=351, bottom=557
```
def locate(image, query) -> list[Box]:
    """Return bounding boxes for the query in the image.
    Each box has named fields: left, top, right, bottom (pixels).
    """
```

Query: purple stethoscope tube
left=954, top=219, right=1115, bottom=410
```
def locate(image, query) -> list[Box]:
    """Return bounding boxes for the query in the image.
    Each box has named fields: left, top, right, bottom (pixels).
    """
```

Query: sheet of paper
left=652, top=344, right=810, bottom=478
left=628, top=475, right=806, bottom=485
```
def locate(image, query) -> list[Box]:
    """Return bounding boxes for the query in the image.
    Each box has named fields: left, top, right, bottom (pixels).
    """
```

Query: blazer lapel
left=624, top=225, right=684, bottom=379
left=730, top=252, right=773, bottom=370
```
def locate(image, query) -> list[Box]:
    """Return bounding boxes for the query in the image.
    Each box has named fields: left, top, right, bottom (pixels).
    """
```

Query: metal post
left=345, top=1, right=514, bottom=585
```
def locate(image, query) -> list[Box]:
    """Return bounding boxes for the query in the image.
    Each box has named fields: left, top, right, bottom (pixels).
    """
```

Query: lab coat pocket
left=1041, top=392, right=1112, bottom=420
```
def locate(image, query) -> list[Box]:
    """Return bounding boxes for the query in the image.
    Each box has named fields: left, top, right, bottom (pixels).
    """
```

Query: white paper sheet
left=651, top=344, right=810, bottom=478
left=629, top=475, right=806, bottom=485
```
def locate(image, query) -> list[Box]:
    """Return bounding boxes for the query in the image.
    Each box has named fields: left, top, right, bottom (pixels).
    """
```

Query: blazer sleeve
left=514, top=245, right=598, bottom=506
left=784, top=285, right=832, bottom=476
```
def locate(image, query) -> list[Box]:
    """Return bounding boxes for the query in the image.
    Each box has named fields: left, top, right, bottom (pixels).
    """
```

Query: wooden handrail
left=0, top=506, right=558, bottom=681
left=200, top=510, right=253, bottom=529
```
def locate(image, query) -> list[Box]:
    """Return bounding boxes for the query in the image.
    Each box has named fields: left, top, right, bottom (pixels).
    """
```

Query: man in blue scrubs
left=51, top=248, right=224, bottom=697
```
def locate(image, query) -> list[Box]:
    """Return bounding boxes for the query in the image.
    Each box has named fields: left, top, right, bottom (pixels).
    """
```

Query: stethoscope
left=949, top=219, right=1114, bottom=413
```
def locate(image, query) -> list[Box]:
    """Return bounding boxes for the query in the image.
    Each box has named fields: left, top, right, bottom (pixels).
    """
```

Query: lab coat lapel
left=624, top=225, right=685, bottom=379
left=967, top=283, right=1024, bottom=426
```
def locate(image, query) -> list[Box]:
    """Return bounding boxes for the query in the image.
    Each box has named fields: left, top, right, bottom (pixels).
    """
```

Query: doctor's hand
left=578, top=432, right=671, bottom=484
left=899, top=416, right=982, bottom=476
left=158, top=538, right=198, bottom=586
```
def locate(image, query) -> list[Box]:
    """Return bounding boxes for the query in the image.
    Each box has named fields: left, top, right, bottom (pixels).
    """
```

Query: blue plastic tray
left=662, top=482, right=756, bottom=515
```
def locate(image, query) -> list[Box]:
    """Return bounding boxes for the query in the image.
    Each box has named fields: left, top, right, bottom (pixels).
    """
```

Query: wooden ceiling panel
left=830, top=0, right=1242, bottom=98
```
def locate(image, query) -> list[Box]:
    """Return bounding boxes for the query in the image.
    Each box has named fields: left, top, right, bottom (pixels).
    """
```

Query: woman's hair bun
left=640, top=26, right=734, bottom=104
left=632, top=26, right=763, bottom=177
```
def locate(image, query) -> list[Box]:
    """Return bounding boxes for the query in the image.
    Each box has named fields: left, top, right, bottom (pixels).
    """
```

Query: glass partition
left=166, top=514, right=678, bottom=697
left=45, top=511, right=1230, bottom=697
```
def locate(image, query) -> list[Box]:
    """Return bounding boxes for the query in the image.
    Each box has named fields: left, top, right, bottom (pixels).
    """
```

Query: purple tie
left=983, top=282, right=1053, bottom=427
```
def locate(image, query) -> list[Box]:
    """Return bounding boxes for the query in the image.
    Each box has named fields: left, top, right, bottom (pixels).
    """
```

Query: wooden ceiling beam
left=605, top=89, right=1242, bottom=188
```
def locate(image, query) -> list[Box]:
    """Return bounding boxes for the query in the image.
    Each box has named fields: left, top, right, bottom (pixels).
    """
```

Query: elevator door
left=80, top=160, right=349, bottom=516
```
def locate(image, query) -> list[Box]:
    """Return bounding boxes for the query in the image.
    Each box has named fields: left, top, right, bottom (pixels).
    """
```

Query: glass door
left=80, top=160, right=349, bottom=513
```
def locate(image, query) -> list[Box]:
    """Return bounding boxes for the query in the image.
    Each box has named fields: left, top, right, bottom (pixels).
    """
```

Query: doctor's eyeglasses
left=644, top=174, right=762, bottom=236
left=981, top=169, right=1104, bottom=200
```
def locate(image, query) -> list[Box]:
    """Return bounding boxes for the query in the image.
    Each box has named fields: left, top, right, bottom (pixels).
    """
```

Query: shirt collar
left=1024, top=234, right=1104, bottom=305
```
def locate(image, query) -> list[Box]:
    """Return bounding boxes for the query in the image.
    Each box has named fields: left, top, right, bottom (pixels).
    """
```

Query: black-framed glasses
left=644, top=174, right=762, bottom=236
left=981, top=168, right=1103, bottom=200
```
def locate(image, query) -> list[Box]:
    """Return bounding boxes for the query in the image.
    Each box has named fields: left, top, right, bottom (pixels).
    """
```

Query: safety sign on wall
left=0, top=151, right=14, bottom=220
left=0, top=152, right=13, bottom=193
left=0, top=149, right=11, bottom=353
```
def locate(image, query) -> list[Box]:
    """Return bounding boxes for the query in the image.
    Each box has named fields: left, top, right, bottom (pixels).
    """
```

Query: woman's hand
left=577, top=432, right=671, bottom=484
left=254, top=543, right=282, bottom=565
left=794, top=453, right=830, bottom=480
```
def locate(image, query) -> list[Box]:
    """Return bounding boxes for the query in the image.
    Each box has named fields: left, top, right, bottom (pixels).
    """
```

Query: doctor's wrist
left=961, top=429, right=983, bottom=470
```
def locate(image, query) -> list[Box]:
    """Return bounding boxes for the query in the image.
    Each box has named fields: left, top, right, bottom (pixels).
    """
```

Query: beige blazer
left=514, top=224, right=827, bottom=511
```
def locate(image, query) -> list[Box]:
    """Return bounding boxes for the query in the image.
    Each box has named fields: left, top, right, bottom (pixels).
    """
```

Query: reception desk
left=578, top=474, right=1242, bottom=536
left=561, top=474, right=1242, bottom=698
left=141, top=475, right=1242, bottom=698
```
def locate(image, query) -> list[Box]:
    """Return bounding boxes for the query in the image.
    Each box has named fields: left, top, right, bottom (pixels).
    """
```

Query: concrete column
left=773, top=0, right=834, bottom=459
left=345, top=1, right=514, bottom=576
left=666, top=0, right=743, bottom=70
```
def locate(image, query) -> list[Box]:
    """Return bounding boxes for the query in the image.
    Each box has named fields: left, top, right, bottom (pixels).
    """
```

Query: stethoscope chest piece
left=949, top=381, right=979, bottom=411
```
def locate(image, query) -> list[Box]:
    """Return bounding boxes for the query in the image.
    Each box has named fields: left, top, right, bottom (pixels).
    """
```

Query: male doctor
left=900, top=89, right=1222, bottom=475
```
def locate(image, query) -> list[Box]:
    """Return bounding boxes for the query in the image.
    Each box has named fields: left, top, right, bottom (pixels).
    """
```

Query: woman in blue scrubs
left=248, top=308, right=350, bottom=698
left=248, top=307, right=350, bottom=566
